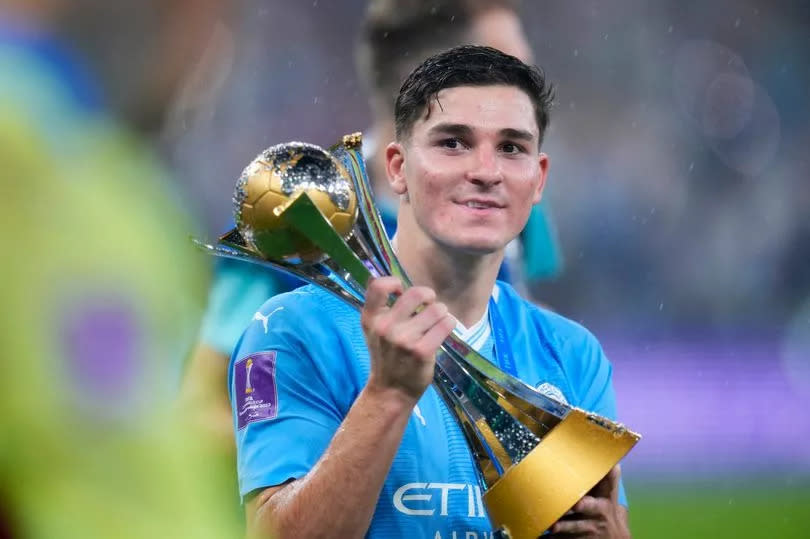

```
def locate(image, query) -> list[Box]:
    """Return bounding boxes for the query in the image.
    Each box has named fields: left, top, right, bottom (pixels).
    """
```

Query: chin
left=438, top=234, right=506, bottom=256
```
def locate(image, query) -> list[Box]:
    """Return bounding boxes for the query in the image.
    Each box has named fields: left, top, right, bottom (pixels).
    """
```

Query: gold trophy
left=195, top=133, right=640, bottom=538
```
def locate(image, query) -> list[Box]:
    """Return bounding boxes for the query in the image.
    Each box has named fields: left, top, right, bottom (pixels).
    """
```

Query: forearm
left=250, top=384, right=415, bottom=539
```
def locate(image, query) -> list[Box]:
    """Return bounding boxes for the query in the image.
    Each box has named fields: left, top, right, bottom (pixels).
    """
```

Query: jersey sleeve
left=228, top=292, right=348, bottom=498
left=198, top=259, right=286, bottom=357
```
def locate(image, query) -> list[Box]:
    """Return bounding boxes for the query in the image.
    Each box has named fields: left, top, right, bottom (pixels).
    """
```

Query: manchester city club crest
left=535, top=382, right=569, bottom=405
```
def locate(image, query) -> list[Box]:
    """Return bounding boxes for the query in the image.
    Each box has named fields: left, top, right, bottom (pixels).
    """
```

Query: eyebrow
left=427, top=123, right=536, bottom=143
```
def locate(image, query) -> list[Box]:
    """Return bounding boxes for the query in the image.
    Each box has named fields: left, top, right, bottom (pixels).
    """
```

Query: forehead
left=415, top=85, right=538, bottom=137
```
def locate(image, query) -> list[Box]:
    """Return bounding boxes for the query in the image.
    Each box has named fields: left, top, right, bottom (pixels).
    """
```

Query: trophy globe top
left=233, top=142, right=358, bottom=262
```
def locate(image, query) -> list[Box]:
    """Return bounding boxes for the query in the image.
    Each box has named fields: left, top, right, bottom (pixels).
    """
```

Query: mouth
left=455, top=199, right=505, bottom=210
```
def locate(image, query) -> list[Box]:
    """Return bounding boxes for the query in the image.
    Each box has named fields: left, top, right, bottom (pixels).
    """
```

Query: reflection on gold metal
left=475, top=418, right=512, bottom=474
left=483, top=408, right=638, bottom=538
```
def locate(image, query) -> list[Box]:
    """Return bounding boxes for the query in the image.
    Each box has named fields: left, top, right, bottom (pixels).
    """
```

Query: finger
left=413, top=312, right=456, bottom=355
left=549, top=517, right=595, bottom=536
left=364, top=277, right=403, bottom=316
left=589, top=464, right=621, bottom=501
left=571, top=495, right=604, bottom=517
left=390, top=302, right=449, bottom=343
left=388, top=286, right=436, bottom=322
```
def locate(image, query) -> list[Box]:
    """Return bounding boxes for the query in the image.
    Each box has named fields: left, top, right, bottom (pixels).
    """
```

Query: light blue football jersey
left=229, top=282, right=626, bottom=538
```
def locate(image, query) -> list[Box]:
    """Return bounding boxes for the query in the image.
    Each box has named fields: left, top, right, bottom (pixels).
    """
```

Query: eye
left=439, top=138, right=466, bottom=150
left=500, top=142, right=525, bottom=155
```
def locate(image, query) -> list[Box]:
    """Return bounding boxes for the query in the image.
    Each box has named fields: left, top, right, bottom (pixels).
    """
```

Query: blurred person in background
left=179, top=0, right=564, bottom=454
left=0, top=0, right=242, bottom=536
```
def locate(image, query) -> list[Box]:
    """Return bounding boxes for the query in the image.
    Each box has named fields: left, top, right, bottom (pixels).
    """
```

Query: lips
left=455, top=198, right=506, bottom=209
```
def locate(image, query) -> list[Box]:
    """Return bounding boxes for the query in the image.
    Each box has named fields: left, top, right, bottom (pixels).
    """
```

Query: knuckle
left=419, top=286, right=437, bottom=303
left=371, top=276, right=399, bottom=294
left=371, top=316, right=391, bottom=336
left=408, top=286, right=435, bottom=304
left=391, top=333, right=414, bottom=350
left=422, top=302, right=446, bottom=320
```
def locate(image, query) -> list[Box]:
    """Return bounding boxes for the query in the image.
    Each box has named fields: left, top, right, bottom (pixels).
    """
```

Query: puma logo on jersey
left=413, top=404, right=426, bottom=426
left=253, top=306, right=284, bottom=333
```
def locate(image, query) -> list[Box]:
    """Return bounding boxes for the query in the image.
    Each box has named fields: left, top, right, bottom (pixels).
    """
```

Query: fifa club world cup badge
left=235, top=351, right=278, bottom=429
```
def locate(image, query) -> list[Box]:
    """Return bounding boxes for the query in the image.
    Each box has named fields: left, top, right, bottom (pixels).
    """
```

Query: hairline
left=396, top=82, right=544, bottom=149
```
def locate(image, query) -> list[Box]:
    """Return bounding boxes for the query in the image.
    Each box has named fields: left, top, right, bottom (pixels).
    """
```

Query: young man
left=231, top=46, right=629, bottom=538
left=181, top=0, right=563, bottom=453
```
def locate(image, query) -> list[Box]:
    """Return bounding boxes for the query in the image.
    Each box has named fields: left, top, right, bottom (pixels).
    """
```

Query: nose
left=465, top=145, right=503, bottom=187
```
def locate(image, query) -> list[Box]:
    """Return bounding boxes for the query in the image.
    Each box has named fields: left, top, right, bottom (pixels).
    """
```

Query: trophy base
left=483, top=408, right=638, bottom=538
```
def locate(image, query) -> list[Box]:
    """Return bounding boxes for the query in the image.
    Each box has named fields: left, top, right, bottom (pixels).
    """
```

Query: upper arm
left=231, top=296, right=350, bottom=498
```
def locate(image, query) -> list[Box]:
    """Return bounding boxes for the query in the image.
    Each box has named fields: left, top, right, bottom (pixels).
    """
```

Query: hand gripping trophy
left=196, top=133, right=640, bottom=538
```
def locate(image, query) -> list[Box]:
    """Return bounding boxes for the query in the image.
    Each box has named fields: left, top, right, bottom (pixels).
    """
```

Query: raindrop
left=688, top=162, right=695, bottom=172
left=573, top=48, right=579, bottom=57
left=734, top=18, right=741, bottom=28
left=667, top=25, right=674, bottom=33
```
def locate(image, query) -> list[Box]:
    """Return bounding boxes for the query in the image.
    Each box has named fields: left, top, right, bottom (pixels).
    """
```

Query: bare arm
left=248, top=384, right=414, bottom=538
left=247, top=277, right=455, bottom=539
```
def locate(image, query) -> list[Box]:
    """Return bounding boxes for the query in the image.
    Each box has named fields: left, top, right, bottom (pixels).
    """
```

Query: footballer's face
left=386, top=84, right=548, bottom=255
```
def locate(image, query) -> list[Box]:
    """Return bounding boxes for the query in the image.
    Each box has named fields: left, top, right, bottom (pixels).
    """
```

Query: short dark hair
left=395, top=45, right=554, bottom=147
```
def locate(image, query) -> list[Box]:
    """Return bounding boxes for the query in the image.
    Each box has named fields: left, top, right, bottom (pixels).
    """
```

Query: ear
left=532, top=153, right=550, bottom=204
left=385, top=141, right=408, bottom=195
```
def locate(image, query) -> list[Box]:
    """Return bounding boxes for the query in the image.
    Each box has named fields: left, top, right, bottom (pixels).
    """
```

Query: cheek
left=412, top=171, right=456, bottom=223
left=509, top=175, right=541, bottom=219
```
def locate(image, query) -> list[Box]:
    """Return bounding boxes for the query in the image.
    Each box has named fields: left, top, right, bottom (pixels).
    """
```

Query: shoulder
left=496, top=281, right=608, bottom=370
left=257, top=284, right=349, bottom=316
left=497, top=282, right=599, bottom=344
left=234, top=285, right=354, bottom=357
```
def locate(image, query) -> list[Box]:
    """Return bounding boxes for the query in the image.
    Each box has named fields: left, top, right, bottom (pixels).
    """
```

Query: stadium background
left=169, top=2, right=810, bottom=537
left=3, top=0, right=808, bottom=537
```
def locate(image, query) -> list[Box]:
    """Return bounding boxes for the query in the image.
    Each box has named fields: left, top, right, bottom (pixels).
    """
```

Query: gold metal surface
left=483, top=408, right=640, bottom=539
left=475, top=418, right=512, bottom=474
left=342, top=132, right=363, bottom=148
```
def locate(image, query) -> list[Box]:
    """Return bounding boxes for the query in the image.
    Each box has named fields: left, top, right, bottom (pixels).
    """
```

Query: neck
left=394, top=212, right=502, bottom=328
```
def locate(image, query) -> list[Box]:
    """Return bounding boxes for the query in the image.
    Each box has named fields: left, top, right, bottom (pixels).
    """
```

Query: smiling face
left=386, top=84, right=549, bottom=255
